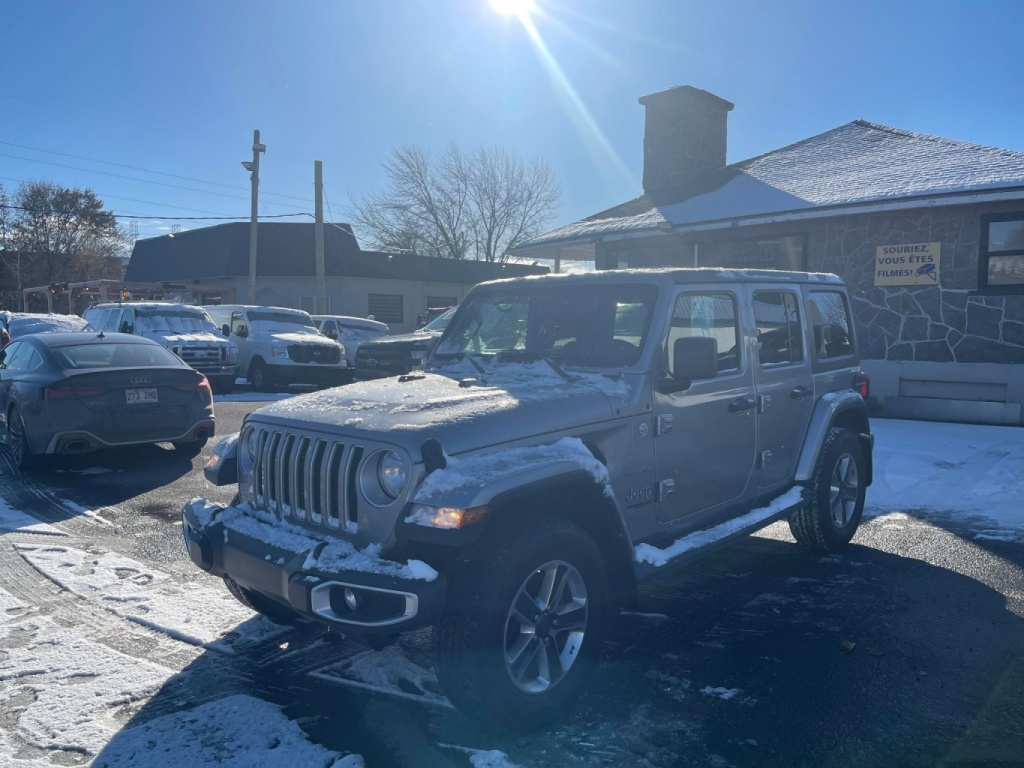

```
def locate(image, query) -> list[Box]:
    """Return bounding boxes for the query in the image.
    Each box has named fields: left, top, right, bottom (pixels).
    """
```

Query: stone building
left=515, top=85, right=1024, bottom=424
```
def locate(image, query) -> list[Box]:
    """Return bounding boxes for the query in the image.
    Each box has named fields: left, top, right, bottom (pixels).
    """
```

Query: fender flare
left=794, top=392, right=873, bottom=485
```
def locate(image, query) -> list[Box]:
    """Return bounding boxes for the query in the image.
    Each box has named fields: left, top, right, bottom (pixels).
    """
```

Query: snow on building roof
left=517, top=120, right=1024, bottom=251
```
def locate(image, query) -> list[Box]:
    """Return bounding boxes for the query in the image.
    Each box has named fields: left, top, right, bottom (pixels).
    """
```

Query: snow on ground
left=0, top=497, right=66, bottom=536
left=14, top=544, right=287, bottom=652
left=869, top=418, right=1024, bottom=532
left=214, top=391, right=298, bottom=403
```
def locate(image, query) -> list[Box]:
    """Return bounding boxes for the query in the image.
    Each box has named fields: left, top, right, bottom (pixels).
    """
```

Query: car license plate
left=125, top=388, right=158, bottom=405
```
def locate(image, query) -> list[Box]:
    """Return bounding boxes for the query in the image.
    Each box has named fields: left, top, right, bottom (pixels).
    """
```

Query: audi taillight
left=45, top=386, right=107, bottom=400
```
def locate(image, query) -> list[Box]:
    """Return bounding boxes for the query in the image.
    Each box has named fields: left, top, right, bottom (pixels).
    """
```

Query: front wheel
left=789, top=427, right=867, bottom=551
left=436, top=517, right=608, bottom=731
left=248, top=359, right=271, bottom=391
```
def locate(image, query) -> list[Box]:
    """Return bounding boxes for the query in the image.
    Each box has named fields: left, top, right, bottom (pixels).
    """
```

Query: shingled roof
left=125, top=223, right=548, bottom=283
left=516, top=120, right=1024, bottom=252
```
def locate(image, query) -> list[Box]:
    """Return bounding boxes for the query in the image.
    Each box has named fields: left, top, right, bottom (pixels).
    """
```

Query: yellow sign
left=874, top=242, right=941, bottom=286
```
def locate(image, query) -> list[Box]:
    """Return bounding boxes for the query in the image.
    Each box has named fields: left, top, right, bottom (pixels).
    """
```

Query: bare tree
left=352, top=144, right=559, bottom=262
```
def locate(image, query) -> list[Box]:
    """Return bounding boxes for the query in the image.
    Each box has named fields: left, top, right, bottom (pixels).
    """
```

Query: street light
left=243, top=131, right=266, bottom=304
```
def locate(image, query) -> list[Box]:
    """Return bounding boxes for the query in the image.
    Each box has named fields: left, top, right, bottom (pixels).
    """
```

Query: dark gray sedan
left=0, top=332, right=215, bottom=469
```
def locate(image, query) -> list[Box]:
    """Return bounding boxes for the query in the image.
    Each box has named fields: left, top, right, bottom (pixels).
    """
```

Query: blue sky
left=2, top=0, right=1022, bottom=250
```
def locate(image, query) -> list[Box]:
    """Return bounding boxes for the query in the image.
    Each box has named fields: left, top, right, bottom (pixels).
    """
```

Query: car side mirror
left=221, top=324, right=230, bottom=337
left=235, top=326, right=249, bottom=338
left=660, top=336, right=718, bottom=393
left=326, top=329, right=339, bottom=340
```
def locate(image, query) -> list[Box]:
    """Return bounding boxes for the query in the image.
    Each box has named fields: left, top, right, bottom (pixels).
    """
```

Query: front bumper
left=181, top=500, right=445, bottom=633
left=267, top=362, right=348, bottom=386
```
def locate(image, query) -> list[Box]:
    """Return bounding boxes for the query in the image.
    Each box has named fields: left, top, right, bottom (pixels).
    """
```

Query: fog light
left=344, top=588, right=358, bottom=611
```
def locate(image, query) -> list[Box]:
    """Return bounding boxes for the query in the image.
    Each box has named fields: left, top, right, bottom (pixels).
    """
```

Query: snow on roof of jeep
left=476, top=267, right=844, bottom=288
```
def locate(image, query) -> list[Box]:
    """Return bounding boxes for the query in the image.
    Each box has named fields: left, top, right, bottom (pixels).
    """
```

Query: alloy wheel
left=503, top=559, right=588, bottom=694
left=829, top=452, right=859, bottom=528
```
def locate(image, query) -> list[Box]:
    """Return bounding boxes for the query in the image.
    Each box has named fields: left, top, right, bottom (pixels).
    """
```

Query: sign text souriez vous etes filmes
left=874, top=242, right=941, bottom=287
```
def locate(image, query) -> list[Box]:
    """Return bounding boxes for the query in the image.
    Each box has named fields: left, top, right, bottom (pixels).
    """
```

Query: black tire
left=249, top=358, right=271, bottom=391
left=789, top=427, right=867, bottom=552
left=172, top=438, right=208, bottom=459
left=7, top=406, right=41, bottom=470
left=436, top=517, right=608, bottom=731
left=223, top=577, right=299, bottom=625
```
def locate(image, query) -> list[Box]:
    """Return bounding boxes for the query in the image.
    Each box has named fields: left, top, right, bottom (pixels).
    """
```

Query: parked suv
left=312, top=315, right=390, bottom=381
left=185, top=269, right=873, bottom=729
left=205, top=305, right=347, bottom=390
left=353, top=305, right=455, bottom=380
left=82, top=302, right=237, bottom=393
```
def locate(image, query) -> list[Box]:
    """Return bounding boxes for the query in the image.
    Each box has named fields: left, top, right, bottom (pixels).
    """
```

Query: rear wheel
left=224, top=577, right=299, bottom=624
left=436, top=517, right=608, bottom=731
left=789, top=427, right=866, bottom=551
left=7, top=407, right=40, bottom=470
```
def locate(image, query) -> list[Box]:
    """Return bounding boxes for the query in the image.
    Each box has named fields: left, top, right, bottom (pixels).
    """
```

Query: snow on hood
left=253, top=361, right=630, bottom=444
left=269, top=331, right=338, bottom=345
left=7, top=314, right=89, bottom=336
left=140, top=330, right=230, bottom=345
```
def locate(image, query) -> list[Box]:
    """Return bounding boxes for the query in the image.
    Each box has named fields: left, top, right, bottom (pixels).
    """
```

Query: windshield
left=248, top=309, right=318, bottom=335
left=433, top=283, right=657, bottom=368
left=52, top=342, right=183, bottom=369
left=135, top=306, right=219, bottom=335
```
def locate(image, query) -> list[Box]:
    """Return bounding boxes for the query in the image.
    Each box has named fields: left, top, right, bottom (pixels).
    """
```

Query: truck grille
left=355, top=346, right=416, bottom=377
left=179, top=346, right=226, bottom=364
left=251, top=427, right=361, bottom=531
left=288, top=344, right=341, bottom=364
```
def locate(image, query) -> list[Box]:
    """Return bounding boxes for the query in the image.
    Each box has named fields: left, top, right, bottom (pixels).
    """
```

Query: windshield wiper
left=537, top=355, right=577, bottom=382
left=462, top=352, right=490, bottom=376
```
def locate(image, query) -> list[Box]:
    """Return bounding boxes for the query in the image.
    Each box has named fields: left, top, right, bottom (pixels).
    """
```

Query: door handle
left=790, top=386, right=812, bottom=400
left=728, top=397, right=756, bottom=413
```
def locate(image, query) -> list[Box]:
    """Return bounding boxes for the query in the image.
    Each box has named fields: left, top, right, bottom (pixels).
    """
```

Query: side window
left=0, top=342, right=24, bottom=370
left=231, top=312, right=247, bottom=335
left=668, top=292, right=741, bottom=375
left=322, top=320, right=337, bottom=335
left=118, top=309, right=134, bottom=334
left=807, top=291, right=853, bottom=359
left=21, top=347, right=43, bottom=371
left=753, top=291, right=803, bottom=366
left=102, top=309, right=120, bottom=331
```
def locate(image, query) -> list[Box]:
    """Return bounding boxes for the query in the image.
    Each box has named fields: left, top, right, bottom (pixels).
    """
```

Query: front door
left=748, top=286, right=815, bottom=490
left=655, top=288, right=757, bottom=522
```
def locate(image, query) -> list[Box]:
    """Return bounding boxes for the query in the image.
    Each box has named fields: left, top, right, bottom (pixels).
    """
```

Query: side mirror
left=221, top=324, right=230, bottom=337
left=235, top=326, right=249, bottom=339
left=326, top=329, right=339, bottom=340
left=660, top=336, right=718, bottom=393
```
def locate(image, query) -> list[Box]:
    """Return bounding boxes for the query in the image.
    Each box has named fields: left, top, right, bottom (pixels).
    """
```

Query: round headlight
left=245, top=428, right=259, bottom=463
left=377, top=451, right=407, bottom=499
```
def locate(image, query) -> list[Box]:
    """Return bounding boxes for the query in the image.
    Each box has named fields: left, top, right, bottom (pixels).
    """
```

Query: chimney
left=638, top=85, right=734, bottom=202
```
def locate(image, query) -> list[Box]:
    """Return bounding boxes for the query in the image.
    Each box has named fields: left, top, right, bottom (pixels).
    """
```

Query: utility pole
left=314, top=160, right=326, bottom=315
left=243, top=130, right=266, bottom=304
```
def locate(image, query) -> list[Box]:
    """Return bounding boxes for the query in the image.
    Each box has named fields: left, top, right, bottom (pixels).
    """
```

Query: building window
left=368, top=294, right=403, bottom=324
left=980, top=213, right=1024, bottom=293
left=698, top=234, right=806, bottom=271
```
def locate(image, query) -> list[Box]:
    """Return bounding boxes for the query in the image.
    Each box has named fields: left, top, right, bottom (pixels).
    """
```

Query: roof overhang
left=514, top=186, right=1024, bottom=253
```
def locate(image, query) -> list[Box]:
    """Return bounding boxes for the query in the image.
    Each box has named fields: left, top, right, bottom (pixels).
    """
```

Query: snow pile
left=440, top=745, right=523, bottom=768
left=15, top=544, right=286, bottom=651
left=635, top=487, right=804, bottom=567
left=411, top=436, right=613, bottom=508
left=93, top=695, right=356, bottom=767
left=868, top=419, right=1024, bottom=530
left=312, top=645, right=452, bottom=708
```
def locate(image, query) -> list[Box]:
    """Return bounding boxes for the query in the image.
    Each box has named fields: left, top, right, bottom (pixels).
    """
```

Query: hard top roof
left=476, top=267, right=844, bottom=289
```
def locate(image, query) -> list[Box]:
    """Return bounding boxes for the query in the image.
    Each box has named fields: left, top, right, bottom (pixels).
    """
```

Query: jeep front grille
left=251, top=427, right=360, bottom=531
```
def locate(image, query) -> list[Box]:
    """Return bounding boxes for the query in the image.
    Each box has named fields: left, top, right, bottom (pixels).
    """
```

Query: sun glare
left=490, top=0, right=536, bottom=18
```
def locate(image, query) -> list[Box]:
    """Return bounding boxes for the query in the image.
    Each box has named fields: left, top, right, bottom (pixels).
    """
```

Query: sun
left=489, top=0, right=536, bottom=18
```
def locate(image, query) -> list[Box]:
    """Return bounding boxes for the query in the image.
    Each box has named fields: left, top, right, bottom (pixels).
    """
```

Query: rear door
left=654, top=286, right=757, bottom=522
left=748, top=286, right=814, bottom=491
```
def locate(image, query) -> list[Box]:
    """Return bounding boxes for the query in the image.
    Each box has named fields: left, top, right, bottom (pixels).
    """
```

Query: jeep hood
left=252, top=362, right=632, bottom=457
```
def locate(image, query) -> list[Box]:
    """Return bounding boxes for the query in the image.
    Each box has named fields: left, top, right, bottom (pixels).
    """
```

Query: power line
left=0, top=202, right=311, bottom=222
left=0, top=174, right=227, bottom=216
left=0, top=151, right=309, bottom=210
left=0, top=139, right=309, bottom=202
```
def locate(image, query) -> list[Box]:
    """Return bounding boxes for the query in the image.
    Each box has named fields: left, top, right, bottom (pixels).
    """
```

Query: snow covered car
left=184, top=268, right=873, bottom=729
left=2, top=312, right=90, bottom=340
left=0, top=331, right=215, bottom=468
left=205, top=305, right=347, bottom=390
left=82, top=303, right=238, bottom=393
left=353, top=305, right=455, bottom=380
left=311, top=315, right=390, bottom=381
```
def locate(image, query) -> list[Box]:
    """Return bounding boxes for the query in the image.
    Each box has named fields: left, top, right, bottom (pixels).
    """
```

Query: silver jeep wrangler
left=184, top=268, right=873, bottom=729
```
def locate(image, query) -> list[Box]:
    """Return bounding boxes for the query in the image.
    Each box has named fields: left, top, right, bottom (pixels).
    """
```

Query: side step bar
left=633, top=486, right=809, bottom=581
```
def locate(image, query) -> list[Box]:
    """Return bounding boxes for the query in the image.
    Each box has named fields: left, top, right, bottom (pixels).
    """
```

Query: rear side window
left=807, top=291, right=853, bottom=359
left=52, top=343, right=182, bottom=369
left=753, top=291, right=803, bottom=366
left=669, top=292, right=741, bottom=375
